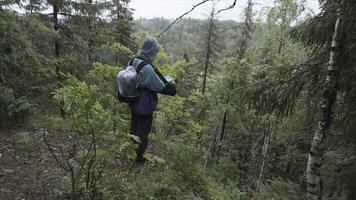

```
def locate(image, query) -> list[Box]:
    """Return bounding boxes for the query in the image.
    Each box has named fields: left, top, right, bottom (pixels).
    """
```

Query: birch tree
left=306, top=6, right=341, bottom=200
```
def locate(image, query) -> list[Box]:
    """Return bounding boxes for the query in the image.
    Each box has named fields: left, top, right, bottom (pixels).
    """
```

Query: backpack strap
left=152, top=66, right=168, bottom=84
left=132, top=57, right=168, bottom=84
left=135, top=60, right=149, bottom=74
left=128, top=59, right=134, bottom=66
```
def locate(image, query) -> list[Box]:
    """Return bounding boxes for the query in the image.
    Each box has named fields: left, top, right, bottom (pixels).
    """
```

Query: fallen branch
left=159, top=0, right=212, bottom=37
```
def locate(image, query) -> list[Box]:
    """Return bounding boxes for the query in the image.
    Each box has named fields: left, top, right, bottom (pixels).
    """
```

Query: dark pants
left=130, top=111, right=153, bottom=159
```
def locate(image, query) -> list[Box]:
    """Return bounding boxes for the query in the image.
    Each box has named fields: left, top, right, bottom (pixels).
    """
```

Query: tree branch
left=43, top=129, right=70, bottom=171
left=216, top=0, right=237, bottom=15
left=159, top=0, right=212, bottom=37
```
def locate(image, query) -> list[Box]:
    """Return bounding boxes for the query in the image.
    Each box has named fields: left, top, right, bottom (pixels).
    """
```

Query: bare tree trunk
left=202, top=12, right=213, bottom=95
left=256, top=129, right=272, bottom=191
left=306, top=10, right=341, bottom=200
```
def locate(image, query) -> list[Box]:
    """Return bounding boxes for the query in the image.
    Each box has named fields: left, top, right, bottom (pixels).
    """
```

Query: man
left=130, top=36, right=176, bottom=163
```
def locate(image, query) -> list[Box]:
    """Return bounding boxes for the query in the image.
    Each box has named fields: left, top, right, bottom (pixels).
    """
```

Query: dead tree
left=201, top=6, right=219, bottom=95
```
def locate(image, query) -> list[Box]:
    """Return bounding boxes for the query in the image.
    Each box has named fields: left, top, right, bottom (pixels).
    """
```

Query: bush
left=0, top=84, right=34, bottom=123
left=8, top=97, right=34, bottom=121
left=158, top=148, right=231, bottom=200
left=0, top=85, right=14, bottom=121
left=253, top=178, right=306, bottom=200
left=50, top=66, right=136, bottom=199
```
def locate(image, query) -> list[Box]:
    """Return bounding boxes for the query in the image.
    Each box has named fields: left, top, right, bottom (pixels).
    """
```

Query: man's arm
left=139, top=64, right=176, bottom=96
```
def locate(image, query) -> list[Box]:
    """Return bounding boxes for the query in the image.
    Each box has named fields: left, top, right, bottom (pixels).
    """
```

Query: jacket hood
left=139, top=36, right=160, bottom=63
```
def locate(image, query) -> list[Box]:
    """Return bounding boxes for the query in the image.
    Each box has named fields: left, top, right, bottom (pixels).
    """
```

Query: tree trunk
left=54, top=3, right=60, bottom=76
left=217, top=111, right=227, bottom=159
left=256, top=129, right=272, bottom=191
left=53, top=1, right=65, bottom=118
left=211, top=122, right=219, bottom=161
left=202, top=11, right=214, bottom=95
left=217, top=79, right=235, bottom=163
left=237, top=0, right=253, bottom=60
left=306, top=11, right=341, bottom=200
left=87, top=0, right=94, bottom=66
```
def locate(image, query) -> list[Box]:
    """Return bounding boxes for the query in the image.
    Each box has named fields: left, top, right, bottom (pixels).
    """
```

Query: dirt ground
left=0, top=126, right=172, bottom=200
left=0, top=127, right=63, bottom=200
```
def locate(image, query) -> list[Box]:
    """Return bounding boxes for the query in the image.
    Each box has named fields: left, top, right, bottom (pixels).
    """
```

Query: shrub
left=253, top=178, right=306, bottom=200
left=158, top=147, right=231, bottom=200
left=0, top=84, right=34, bottom=123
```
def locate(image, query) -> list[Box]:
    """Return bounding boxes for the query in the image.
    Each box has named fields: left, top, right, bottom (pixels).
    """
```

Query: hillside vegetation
left=1, top=0, right=356, bottom=200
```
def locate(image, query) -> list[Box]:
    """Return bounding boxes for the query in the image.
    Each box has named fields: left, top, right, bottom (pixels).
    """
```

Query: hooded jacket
left=130, top=36, right=176, bottom=115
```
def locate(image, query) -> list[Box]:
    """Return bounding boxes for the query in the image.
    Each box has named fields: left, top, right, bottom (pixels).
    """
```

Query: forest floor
left=0, top=127, right=61, bottom=200
left=0, top=126, right=171, bottom=200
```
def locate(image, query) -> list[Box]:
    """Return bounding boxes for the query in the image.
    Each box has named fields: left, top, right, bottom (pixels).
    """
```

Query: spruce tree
left=200, top=5, right=219, bottom=95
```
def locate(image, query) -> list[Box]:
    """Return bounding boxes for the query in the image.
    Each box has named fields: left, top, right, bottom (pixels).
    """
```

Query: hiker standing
left=128, top=36, right=176, bottom=162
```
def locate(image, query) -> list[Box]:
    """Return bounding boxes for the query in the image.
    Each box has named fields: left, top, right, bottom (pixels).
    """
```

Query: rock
left=0, top=187, right=11, bottom=193
left=0, top=153, right=2, bottom=158
left=3, top=168, right=15, bottom=175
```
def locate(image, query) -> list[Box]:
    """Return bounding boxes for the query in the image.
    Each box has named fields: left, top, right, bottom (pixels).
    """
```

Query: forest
left=0, top=0, right=355, bottom=199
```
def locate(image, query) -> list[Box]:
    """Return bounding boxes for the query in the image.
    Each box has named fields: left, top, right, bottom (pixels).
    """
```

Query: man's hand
left=161, top=83, right=176, bottom=96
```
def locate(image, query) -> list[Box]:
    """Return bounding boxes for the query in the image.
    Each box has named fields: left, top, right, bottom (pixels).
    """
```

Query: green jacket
left=133, top=36, right=166, bottom=92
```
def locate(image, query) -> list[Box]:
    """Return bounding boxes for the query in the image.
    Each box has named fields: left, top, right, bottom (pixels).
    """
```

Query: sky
left=130, top=0, right=320, bottom=21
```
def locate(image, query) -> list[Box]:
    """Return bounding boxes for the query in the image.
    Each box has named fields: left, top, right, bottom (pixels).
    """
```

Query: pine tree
left=109, top=0, right=134, bottom=65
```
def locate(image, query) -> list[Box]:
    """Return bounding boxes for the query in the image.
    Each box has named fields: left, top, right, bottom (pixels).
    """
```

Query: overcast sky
left=130, top=0, right=320, bottom=21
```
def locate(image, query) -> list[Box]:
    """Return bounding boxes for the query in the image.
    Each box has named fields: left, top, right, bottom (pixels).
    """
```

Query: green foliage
left=16, top=132, right=40, bottom=151
left=8, top=97, right=34, bottom=121
left=108, top=42, right=134, bottom=57
left=144, top=152, right=166, bottom=166
left=54, top=76, right=119, bottom=136
left=2, top=0, right=356, bottom=199
left=0, top=85, right=15, bottom=122
left=0, top=84, right=34, bottom=123
left=85, top=63, right=118, bottom=93
left=47, top=116, right=72, bottom=132
left=134, top=18, right=239, bottom=61
left=252, top=178, right=306, bottom=200
left=158, top=148, right=232, bottom=200
left=51, top=64, right=137, bottom=198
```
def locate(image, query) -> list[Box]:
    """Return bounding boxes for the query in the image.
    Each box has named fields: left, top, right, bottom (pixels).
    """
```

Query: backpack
left=116, top=58, right=148, bottom=103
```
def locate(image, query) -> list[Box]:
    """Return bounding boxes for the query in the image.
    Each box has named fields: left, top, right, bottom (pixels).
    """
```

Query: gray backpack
left=116, top=59, right=148, bottom=103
